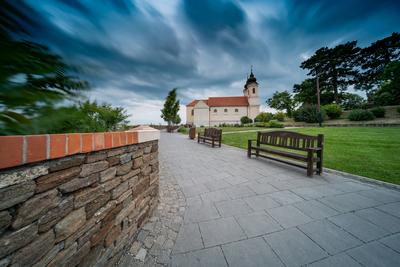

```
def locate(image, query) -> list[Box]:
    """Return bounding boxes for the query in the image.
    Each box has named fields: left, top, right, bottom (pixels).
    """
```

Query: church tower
left=243, top=66, right=260, bottom=119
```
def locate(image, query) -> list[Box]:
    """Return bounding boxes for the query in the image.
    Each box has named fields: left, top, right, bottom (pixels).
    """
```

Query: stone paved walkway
left=120, top=132, right=400, bottom=267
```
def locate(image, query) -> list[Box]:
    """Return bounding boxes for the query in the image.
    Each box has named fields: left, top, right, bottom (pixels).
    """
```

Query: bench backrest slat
left=257, top=131, right=322, bottom=151
left=204, top=128, right=222, bottom=138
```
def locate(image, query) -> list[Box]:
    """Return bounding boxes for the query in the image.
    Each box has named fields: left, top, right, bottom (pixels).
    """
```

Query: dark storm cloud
left=8, top=0, right=400, bottom=123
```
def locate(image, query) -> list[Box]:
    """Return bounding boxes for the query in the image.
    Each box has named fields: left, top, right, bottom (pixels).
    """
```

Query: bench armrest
left=307, top=147, right=322, bottom=152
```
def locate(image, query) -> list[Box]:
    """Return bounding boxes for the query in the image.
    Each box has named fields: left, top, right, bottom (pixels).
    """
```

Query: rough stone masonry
left=0, top=128, right=160, bottom=267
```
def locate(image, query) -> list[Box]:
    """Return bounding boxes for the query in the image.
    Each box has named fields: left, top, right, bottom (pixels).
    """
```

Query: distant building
left=186, top=69, right=260, bottom=126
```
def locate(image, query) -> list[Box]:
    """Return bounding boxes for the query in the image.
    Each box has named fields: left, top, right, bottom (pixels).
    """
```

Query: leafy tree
left=0, top=1, right=89, bottom=135
left=356, top=33, right=400, bottom=97
left=12, top=101, right=129, bottom=134
left=293, top=79, right=335, bottom=106
left=161, top=88, right=180, bottom=131
left=373, top=61, right=400, bottom=106
left=341, top=93, right=365, bottom=110
left=300, top=41, right=360, bottom=104
left=267, top=90, right=295, bottom=117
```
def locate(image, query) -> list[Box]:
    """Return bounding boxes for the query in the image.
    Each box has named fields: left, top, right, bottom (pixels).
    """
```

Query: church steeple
left=244, top=65, right=257, bottom=89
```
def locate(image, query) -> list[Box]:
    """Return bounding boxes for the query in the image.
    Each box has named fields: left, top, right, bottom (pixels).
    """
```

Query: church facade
left=186, top=70, right=261, bottom=126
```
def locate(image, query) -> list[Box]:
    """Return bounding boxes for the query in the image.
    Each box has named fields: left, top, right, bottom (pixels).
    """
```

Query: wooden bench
left=198, top=128, right=222, bottom=147
left=248, top=131, right=324, bottom=176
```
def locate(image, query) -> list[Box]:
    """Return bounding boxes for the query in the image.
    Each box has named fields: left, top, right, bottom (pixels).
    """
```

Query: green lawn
left=221, top=127, right=400, bottom=185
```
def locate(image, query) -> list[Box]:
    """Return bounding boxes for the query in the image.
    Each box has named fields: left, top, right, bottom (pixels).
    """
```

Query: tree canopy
left=266, top=90, right=295, bottom=117
left=292, top=32, right=400, bottom=109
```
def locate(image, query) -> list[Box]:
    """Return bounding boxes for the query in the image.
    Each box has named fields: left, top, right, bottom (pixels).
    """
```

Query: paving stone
left=376, top=202, right=400, bottom=218
left=224, top=175, right=248, bottom=185
left=268, top=190, right=304, bottom=205
left=267, top=205, right=312, bottom=228
left=298, top=219, right=362, bottom=255
left=199, top=217, right=246, bottom=247
left=200, top=190, right=230, bottom=203
left=330, top=181, right=372, bottom=193
left=170, top=247, right=227, bottom=267
left=242, top=194, right=280, bottom=211
left=222, top=237, right=284, bottom=267
left=214, top=199, right=253, bottom=217
left=204, top=180, right=231, bottom=191
left=269, top=178, right=317, bottom=190
left=319, top=192, right=381, bottom=212
left=135, top=248, right=147, bottom=262
left=224, top=185, right=256, bottom=199
left=347, top=241, right=400, bottom=267
left=185, top=196, right=203, bottom=206
left=181, top=183, right=209, bottom=197
left=329, top=213, right=389, bottom=242
left=265, top=228, right=327, bottom=267
left=379, top=233, right=400, bottom=253
left=235, top=212, right=282, bottom=237
left=308, top=254, right=362, bottom=267
left=294, top=200, right=339, bottom=219
left=246, top=181, right=278, bottom=194
left=184, top=203, right=220, bottom=223
left=172, top=223, right=203, bottom=254
left=358, top=188, right=400, bottom=204
left=290, top=185, right=342, bottom=200
left=355, top=208, right=400, bottom=234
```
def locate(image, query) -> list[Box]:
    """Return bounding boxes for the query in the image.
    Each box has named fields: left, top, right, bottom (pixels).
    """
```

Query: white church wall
left=210, top=106, right=247, bottom=125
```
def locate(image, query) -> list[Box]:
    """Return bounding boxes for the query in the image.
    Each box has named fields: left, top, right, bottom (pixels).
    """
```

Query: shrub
left=348, top=109, right=375, bottom=121
left=255, top=122, right=268, bottom=127
left=273, top=112, right=286, bottom=122
left=268, top=120, right=284, bottom=128
left=177, top=126, right=189, bottom=134
left=292, top=105, right=325, bottom=123
left=254, top=112, right=273, bottom=123
left=397, top=106, right=400, bottom=114
left=240, top=116, right=252, bottom=124
left=323, top=104, right=342, bottom=119
left=370, top=107, right=386, bottom=118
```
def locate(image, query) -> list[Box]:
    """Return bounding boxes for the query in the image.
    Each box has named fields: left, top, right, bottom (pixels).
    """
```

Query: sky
left=15, top=0, right=400, bottom=124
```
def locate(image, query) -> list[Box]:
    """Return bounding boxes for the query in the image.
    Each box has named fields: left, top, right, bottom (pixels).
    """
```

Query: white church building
left=186, top=69, right=261, bottom=126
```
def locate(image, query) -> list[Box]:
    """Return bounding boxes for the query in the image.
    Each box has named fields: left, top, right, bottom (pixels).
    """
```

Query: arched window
left=214, top=109, right=217, bottom=113
left=252, top=88, right=255, bottom=94
left=235, top=108, right=239, bottom=112
left=191, top=110, right=194, bottom=116
left=224, top=108, right=228, bottom=112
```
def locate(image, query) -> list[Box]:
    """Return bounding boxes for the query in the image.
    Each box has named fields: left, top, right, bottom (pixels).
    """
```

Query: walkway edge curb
left=324, top=168, right=400, bottom=191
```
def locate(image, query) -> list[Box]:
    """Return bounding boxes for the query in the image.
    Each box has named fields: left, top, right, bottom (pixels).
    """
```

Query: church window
left=252, top=88, right=255, bottom=94
left=214, top=109, right=217, bottom=113
left=235, top=108, right=238, bottom=112
left=224, top=108, right=228, bottom=112
left=191, top=110, right=194, bottom=116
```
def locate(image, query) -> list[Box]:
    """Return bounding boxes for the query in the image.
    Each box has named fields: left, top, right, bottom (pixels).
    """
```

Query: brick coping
left=0, top=125, right=160, bottom=170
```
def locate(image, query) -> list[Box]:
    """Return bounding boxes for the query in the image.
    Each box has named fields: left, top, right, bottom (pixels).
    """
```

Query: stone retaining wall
left=0, top=126, right=160, bottom=267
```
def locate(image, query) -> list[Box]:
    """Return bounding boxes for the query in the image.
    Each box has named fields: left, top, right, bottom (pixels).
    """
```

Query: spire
left=244, top=65, right=257, bottom=88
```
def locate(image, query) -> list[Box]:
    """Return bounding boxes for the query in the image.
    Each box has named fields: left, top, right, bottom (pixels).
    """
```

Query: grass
left=221, top=127, right=400, bottom=185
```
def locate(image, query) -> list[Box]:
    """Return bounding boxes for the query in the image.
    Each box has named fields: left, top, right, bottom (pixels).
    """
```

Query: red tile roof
left=208, top=96, right=248, bottom=107
left=186, top=99, right=208, bottom=107
left=187, top=96, right=248, bottom=107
